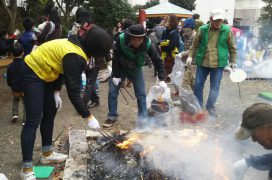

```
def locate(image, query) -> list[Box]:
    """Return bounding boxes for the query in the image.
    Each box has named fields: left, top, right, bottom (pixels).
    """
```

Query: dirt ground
left=0, top=66, right=271, bottom=179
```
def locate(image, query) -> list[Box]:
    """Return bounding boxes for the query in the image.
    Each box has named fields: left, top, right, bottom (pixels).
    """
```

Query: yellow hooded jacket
left=25, top=39, right=88, bottom=82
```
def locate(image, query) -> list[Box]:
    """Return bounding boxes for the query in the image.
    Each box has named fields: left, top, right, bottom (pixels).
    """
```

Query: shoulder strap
left=146, top=38, right=151, bottom=51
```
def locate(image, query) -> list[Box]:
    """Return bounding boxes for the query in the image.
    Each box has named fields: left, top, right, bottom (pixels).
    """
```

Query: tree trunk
left=0, top=0, right=17, bottom=33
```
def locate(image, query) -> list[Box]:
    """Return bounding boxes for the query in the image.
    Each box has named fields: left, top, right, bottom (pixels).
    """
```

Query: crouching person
left=19, top=27, right=112, bottom=180
left=104, top=24, right=166, bottom=128
left=234, top=103, right=272, bottom=180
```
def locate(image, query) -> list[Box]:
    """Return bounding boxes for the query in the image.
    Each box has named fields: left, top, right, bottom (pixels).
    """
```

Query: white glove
left=54, top=91, right=62, bottom=111
left=175, top=53, right=182, bottom=59
left=112, top=77, right=121, bottom=86
left=107, top=65, right=112, bottom=75
left=158, top=81, right=167, bottom=91
left=233, top=159, right=249, bottom=180
left=231, top=63, right=237, bottom=70
left=225, top=66, right=232, bottom=73
left=186, top=56, right=192, bottom=66
left=87, top=115, right=100, bottom=129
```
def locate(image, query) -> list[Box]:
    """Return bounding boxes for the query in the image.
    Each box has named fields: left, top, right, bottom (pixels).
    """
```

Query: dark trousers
left=83, top=67, right=99, bottom=105
left=108, top=68, right=147, bottom=120
left=20, top=62, right=57, bottom=162
left=12, top=96, right=26, bottom=121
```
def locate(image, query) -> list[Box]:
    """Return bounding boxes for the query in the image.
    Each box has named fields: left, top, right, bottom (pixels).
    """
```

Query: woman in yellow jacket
left=19, top=27, right=112, bottom=180
left=160, top=14, right=180, bottom=82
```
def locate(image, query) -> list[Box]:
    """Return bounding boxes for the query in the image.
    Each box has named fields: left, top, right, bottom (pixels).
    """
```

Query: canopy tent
left=231, top=27, right=243, bottom=37
left=141, top=2, right=193, bottom=18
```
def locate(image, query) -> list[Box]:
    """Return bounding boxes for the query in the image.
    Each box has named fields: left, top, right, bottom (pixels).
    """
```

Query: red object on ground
left=180, top=111, right=208, bottom=124
left=231, top=27, right=243, bottom=37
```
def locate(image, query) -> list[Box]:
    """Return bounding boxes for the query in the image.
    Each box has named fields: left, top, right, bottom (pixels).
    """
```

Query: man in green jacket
left=187, top=8, right=237, bottom=117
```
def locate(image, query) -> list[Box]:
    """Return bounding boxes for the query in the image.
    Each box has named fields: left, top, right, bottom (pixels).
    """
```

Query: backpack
left=169, top=29, right=184, bottom=53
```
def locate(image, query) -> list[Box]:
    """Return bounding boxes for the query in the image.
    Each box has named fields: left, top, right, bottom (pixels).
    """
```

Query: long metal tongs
left=122, top=86, right=135, bottom=100
left=97, top=129, right=120, bottom=143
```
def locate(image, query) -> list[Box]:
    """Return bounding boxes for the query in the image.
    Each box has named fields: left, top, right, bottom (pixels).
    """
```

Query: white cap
left=210, top=8, right=225, bottom=20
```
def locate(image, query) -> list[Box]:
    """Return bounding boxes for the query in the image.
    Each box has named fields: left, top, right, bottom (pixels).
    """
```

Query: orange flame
left=181, top=130, right=207, bottom=147
left=140, top=146, right=154, bottom=157
left=213, top=139, right=229, bottom=180
left=116, top=133, right=140, bottom=149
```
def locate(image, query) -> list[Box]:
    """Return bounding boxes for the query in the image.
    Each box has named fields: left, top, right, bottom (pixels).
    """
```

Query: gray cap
left=235, top=103, right=272, bottom=140
left=128, top=24, right=145, bottom=37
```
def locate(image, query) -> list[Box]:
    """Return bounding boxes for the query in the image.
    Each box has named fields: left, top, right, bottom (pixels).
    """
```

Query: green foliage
left=85, top=0, right=135, bottom=34
left=169, top=0, right=196, bottom=11
left=24, top=0, right=54, bottom=21
left=258, top=0, right=272, bottom=43
left=133, top=0, right=159, bottom=10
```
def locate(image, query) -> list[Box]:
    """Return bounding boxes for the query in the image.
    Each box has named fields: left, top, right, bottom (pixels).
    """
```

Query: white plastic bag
left=170, top=54, right=186, bottom=89
left=180, top=88, right=202, bottom=114
left=0, top=173, right=8, bottom=180
left=147, top=85, right=172, bottom=110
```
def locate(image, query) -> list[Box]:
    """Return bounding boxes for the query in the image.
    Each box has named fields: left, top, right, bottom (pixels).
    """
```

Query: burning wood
left=116, top=133, right=140, bottom=149
left=88, top=129, right=235, bottom=179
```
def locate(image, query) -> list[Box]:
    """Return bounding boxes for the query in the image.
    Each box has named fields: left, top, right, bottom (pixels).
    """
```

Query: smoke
left=251, top=60, right=272, bottom=78
left=135, top=127, right=243, bottom=180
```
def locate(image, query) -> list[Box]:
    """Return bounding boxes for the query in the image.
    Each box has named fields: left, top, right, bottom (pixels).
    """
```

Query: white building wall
left=235, top=0, right=265, bottom=9
left=194, top=0, right=235, bottom=26
left=234, top=0, right=266, bottom=36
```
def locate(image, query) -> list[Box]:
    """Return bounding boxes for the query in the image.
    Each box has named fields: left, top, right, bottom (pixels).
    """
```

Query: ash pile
left=86, top=127, right=240, bottom=180
left=87, top=131, right=172, bottom=180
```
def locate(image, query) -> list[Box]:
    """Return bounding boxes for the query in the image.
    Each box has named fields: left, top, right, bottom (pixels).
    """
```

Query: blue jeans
left=20, top=62, right=57, bottom=164
left=108, top=68, right=147, bottom=120
left=194, top=66, right=224, bottom=109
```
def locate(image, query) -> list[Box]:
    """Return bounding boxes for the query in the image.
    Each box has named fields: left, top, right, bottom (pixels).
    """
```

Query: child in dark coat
left=6, top=43, right=25, bottom=125
left=18, top=18, right=37, bottom=57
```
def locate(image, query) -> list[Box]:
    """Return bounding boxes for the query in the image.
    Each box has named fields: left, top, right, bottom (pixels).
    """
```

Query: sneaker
left=102, top=119, right=117, bottom=128
left=87, top=99, right=100, bottom=108
left=207, top=108, right=218, bottom=117
left=20, top=169, right=36, bottom=180
left=11, top=116, right=18, bottom=123
left=40, top=152, right=68, bottom=164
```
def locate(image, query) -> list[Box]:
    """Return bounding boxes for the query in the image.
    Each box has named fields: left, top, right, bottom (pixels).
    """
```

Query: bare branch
left=55, top=0, right=66, bottom=15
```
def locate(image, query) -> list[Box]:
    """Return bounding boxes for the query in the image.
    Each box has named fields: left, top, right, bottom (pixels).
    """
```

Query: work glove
left=186, top=56, right=193, bottom=66
left=54, top=91, right=62, bottom=111
left=112, top=77, right=121, bottom=86
left=225, top=66, right=232, bottom=73
left=87, top=115, right=100, bottom=129
left=233, top=159, right=249, bottom=180
left=230, top=63, right=237, bottom=70
left=158, top=81, right=168, bottom=92
left=175, top=53, right=182, bottom=59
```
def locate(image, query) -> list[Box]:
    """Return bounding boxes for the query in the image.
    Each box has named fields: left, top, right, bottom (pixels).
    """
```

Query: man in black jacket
left=104, top=24, right=166, bottom=128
